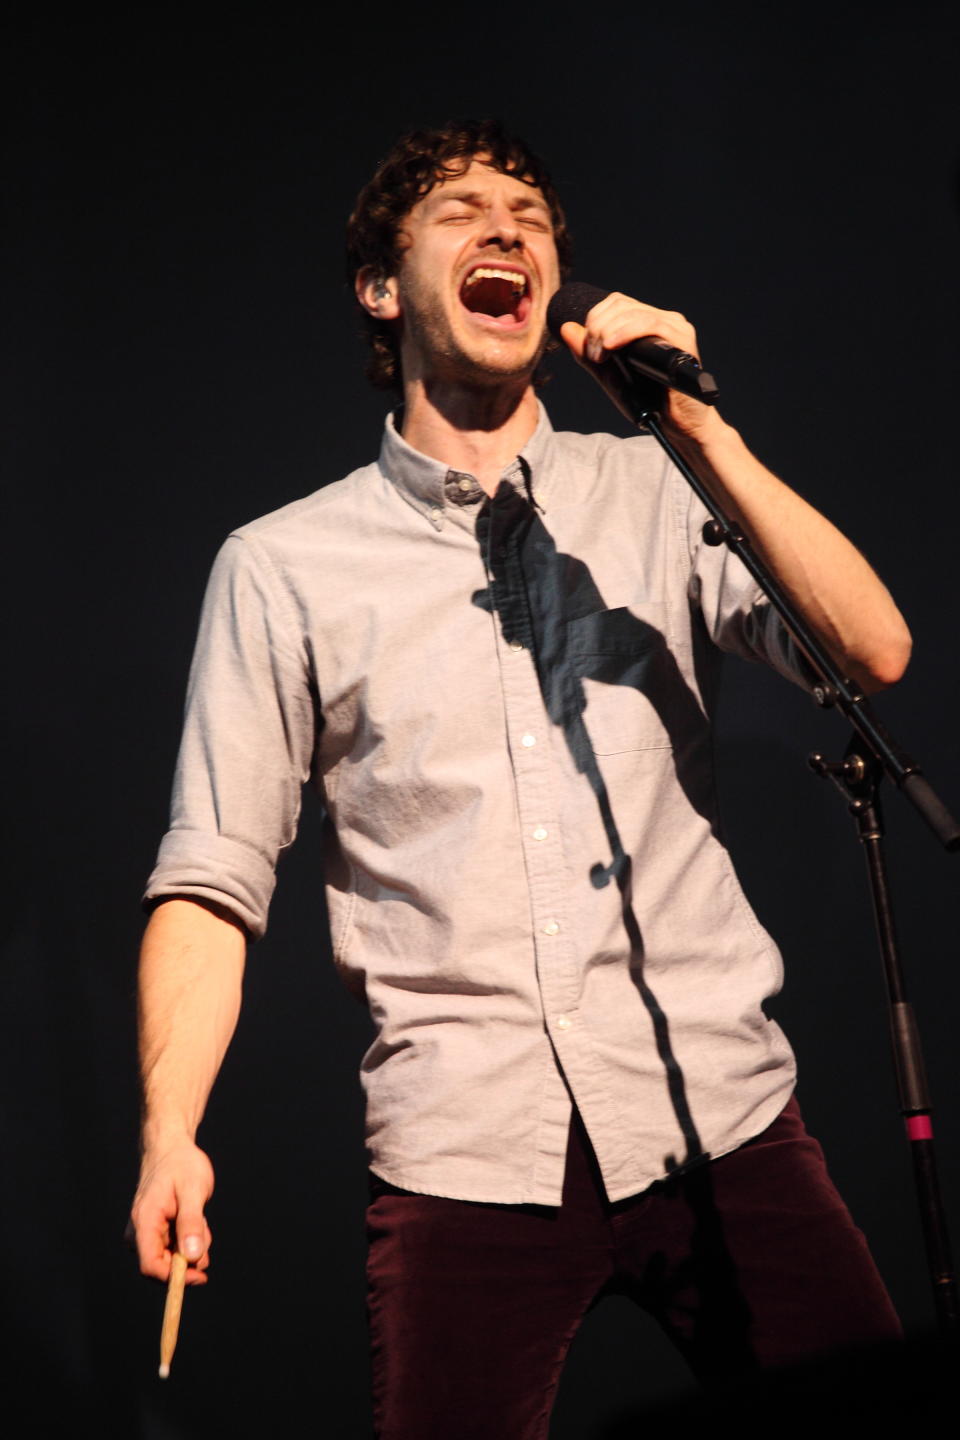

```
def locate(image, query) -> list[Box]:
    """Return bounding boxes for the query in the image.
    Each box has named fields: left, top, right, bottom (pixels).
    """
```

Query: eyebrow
left=427, top=187, right=551, bottom=216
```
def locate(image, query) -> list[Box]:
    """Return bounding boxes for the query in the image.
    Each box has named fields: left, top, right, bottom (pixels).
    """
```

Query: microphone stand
left=619, top=372, right=959, bottom=1338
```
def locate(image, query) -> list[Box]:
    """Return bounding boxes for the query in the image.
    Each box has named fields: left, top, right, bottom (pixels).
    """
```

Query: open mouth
left=460, top=266, right=532, bottom=327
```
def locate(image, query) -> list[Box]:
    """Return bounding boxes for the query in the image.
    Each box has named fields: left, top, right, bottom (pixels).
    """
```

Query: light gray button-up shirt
left=146, top=404, right=802, bottom=1204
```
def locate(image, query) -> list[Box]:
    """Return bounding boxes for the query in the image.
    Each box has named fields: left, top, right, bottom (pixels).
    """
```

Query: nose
left=481, top=200, right=522, bottom=251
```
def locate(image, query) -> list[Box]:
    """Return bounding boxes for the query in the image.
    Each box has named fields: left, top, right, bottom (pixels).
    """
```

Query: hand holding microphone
left=547, top=283, right=719, bottom=422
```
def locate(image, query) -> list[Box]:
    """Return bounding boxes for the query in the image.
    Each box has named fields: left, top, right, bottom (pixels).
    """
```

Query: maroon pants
left=366, top=1099, right=901, bottom=1439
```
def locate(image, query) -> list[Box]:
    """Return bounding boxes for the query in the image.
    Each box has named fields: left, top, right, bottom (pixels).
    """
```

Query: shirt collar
left=379, top=400, right=555, bottom=530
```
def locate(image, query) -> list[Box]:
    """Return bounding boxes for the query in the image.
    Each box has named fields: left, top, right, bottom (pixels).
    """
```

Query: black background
left=4, top=5, right=959, bottom=1435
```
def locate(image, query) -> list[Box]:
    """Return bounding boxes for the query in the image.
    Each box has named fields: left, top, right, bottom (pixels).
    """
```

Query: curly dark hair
left=345, top=119, right=573, bottom=391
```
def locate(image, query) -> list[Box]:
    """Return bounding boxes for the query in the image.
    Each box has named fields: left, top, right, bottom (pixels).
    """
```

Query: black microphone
left=546, top=282, right=719, bottom=408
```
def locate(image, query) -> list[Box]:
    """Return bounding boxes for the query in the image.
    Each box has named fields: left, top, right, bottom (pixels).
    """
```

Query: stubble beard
left=401, top=281, right=546, bottom=393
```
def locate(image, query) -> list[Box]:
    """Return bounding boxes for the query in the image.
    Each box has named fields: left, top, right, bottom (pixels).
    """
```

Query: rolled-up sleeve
left=683, top=481, right=816, bottom=690
left=143, top=533, right=318, bottom=939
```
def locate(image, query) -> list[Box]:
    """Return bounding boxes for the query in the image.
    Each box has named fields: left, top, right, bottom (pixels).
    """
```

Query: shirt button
left=430, top=506, right=443, bottom=522
left=542, top=919, right=560, bottom=936
left=457, top=477, right=473, bottom=493
left=556, top=1015, right=571, bottom=1031
left=508, top=639, right=524, bottom=652
left=521, top=733, right=536, bottom=748
left=532, top=826, right=548, bottom=841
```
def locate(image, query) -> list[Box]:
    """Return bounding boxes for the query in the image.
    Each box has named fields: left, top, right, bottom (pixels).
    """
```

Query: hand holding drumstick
left=130, top=1138, right=215, bottom=1377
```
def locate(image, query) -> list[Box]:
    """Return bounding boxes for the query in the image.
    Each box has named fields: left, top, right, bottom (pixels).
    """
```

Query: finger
left=558, top=319, right=587, bottom=359
left=175, top=1195, right=210, bottom=1268
left=582, top=295, right=698, bottom=361
left=133, top=1218, right=173, bottom=1281
left=129, top=1184, right=171, bottom=1275
left=560, top=320, right=610, bottom=374
left=580, top=292, right=637, bottom=363
left=599, top=313, right=698, bottom=359
left=179, top=1220, right=212, bottom=1286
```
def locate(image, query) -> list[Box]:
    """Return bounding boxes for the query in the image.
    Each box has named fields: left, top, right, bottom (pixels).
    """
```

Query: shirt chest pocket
left=564, top=601, right=677, bottom=754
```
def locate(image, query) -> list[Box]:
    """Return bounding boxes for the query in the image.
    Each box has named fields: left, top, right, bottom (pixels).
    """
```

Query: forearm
left=668, top=411, right=912, bottom=692
left=562, top=296, right=912, bottom=693
left=138, top=897, right=247, bottom=1151
left=132, top=897, right=247, bottom=1281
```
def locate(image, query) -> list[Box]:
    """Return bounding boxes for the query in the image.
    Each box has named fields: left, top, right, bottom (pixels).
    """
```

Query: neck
left=399, top=377, right=540, bottom=496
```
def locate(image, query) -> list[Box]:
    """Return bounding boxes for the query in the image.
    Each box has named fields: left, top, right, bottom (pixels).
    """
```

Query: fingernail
left=587, top=339, right=603, bottom=364
left=182, top=1235, right=202, bottom=1260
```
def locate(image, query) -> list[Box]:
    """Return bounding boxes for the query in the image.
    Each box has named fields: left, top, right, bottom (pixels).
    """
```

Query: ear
left=356, top=265, right=401, bottom=321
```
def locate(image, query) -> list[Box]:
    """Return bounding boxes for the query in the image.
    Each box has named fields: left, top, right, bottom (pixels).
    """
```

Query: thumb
left=175, top=1191, right=208, bottom=1263
left=559, top=319, right=587, bottom=360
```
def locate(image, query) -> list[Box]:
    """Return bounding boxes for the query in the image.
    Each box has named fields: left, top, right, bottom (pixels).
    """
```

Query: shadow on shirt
left=473, top=479, right=715, bottom=1171
left=473, top=479, right=755, bottom=1367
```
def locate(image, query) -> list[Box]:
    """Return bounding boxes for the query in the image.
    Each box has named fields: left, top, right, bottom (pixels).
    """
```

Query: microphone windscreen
left=546, top=282, right=611, bottom=340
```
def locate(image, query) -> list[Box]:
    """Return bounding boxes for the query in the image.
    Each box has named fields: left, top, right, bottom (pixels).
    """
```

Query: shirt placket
left=480, top=489, right=582, bottom=1045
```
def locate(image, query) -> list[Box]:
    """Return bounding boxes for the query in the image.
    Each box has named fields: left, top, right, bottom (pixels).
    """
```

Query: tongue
left=462, top=277, right=518, bottom=317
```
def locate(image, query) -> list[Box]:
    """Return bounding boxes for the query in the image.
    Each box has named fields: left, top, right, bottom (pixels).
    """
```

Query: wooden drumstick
left=158, top=1252, right=188, bottom=1378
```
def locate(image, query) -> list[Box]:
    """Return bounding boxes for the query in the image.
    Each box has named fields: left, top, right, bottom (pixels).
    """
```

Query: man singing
left=131, top=120, right=909, bottom=1436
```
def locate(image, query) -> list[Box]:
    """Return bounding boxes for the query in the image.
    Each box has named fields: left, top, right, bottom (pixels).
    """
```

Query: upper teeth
left=464, top=268, right=527, bottom=293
